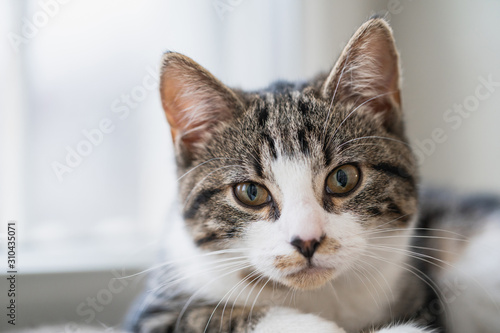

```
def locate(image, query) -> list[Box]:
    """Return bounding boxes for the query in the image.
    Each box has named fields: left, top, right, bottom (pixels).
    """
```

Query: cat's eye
left=233, top=182, right=271, bottom=207
left=326, top=164, right=360, bottom=195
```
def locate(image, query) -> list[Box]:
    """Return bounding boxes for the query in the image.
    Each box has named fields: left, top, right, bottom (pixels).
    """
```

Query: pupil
left=247, top=184, right=258, bottom=201
left=336, top=169, right=348, bottom=187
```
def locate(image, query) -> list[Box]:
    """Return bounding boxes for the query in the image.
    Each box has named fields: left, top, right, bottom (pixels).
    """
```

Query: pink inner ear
left=159, top=54, right=240, bottom=150
left=162, top=76, right=210, bottom=147
left=362, top=32, right=401, bottom=109
left=323, top=19, right=401, bottom=110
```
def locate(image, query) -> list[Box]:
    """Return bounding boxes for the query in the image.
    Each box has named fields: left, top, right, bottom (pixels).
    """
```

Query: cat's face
left=161, top=18, right=418, bottom=290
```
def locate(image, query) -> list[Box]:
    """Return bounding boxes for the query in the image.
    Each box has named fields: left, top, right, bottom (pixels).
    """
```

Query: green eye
left=234, top=183, right=270, bottom=207
left=326, top=164, right=360, bottom=195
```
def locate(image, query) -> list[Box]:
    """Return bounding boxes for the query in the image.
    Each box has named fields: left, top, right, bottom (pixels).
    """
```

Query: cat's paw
left=375, top=323, right=435, bottom=333
left=251, top=307, right=345, bottom=333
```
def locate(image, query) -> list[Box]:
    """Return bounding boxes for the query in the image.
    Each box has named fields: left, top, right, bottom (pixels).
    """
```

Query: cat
left=122, top=17, right=500, bottom=333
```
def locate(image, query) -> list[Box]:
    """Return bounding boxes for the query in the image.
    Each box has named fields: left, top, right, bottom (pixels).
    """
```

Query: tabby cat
left=126, top=18, right=500, bottom=333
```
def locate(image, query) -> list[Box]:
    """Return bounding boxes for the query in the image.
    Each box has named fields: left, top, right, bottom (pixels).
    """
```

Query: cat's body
left=124, top=18, right=500, bottom=333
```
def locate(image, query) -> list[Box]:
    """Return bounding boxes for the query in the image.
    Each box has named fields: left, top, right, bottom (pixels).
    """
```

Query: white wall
left=389, top=0, right=500, bottom=193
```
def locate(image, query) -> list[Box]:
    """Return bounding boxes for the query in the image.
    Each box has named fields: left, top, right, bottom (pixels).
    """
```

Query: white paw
left=252, top=307, right=345, bottom=333
left=376, top=323, right=435, bottom=333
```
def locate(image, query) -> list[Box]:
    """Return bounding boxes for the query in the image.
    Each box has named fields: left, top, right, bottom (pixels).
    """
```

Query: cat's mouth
left=282, top=266, right=335, bottom=290
left=271, top=253, right=336, bottom=289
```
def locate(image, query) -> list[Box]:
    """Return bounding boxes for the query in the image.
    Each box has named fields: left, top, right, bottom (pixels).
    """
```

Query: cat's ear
left=160, top=52, right=243, bottom=154
left=321, top=18, right=402, bottom=133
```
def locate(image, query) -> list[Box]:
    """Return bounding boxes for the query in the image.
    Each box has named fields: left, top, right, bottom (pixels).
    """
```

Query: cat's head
left=160, top=18, right=417, bottom=290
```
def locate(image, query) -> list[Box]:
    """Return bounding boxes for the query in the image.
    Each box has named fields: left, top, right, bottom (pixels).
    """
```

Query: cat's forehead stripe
left=256, top=103, right=269, bottom=128
left=255, top=95, right=320, bottom=174
left=262, top=132, right=278, bottom=160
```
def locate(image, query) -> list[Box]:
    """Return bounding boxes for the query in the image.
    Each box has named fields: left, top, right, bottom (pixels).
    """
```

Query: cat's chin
left=281, top=266, right=336, bottom=290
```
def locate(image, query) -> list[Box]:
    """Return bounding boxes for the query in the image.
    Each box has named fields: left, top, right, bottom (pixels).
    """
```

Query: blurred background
left=1, top=0, right=499, bottom=330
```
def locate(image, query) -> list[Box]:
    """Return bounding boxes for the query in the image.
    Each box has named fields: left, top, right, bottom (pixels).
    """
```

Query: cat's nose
left=291, top=237, right=321, bottom=259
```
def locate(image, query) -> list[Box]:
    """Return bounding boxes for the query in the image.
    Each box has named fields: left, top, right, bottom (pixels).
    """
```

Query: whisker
left=368, top=244, right=450, bottom=271
left=361, top=251, right=451, bottom=325
left=322, top=49, right=352, bottom=140
left=135, top=260, right=251, bottom=318
left=406, top=244, right=462, bottom=256
left=350, top=264, right=381, bottom=308
left=353, top=255, right=396, bottom=318
left=203, top=269, right=257, bottom=333
left=177, top=157, right=245, bottom=181
left=354, top=214, right=412, bottom=236
left=336, top=136, right=411, bottom=152
left=148, top=257, right=251, bottom=294
left=242, top=275, right=266, bottom=313
left=337, top=142, right=391, bottom=154
left=175, top=263, right=255, bottom=331
left=228, top=273, right=264, bottom=331
left=368, top=242, right=500, bottom=316
left=220, top=269, right=259, bottom=332
left=363, top=226, right=469, bottom=241
left=248, top=276, right=272, bottom=330
left=119, top=248, right=251, bottom=280
left=327, top=280, right=340, bottom=303
left=281, top=282, right=295, bottom=307
left=328, top=91, right=398, bottom=147
left=290, top=288, right=298, bottom=308
left=366, top=234, right=470, bottom=243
